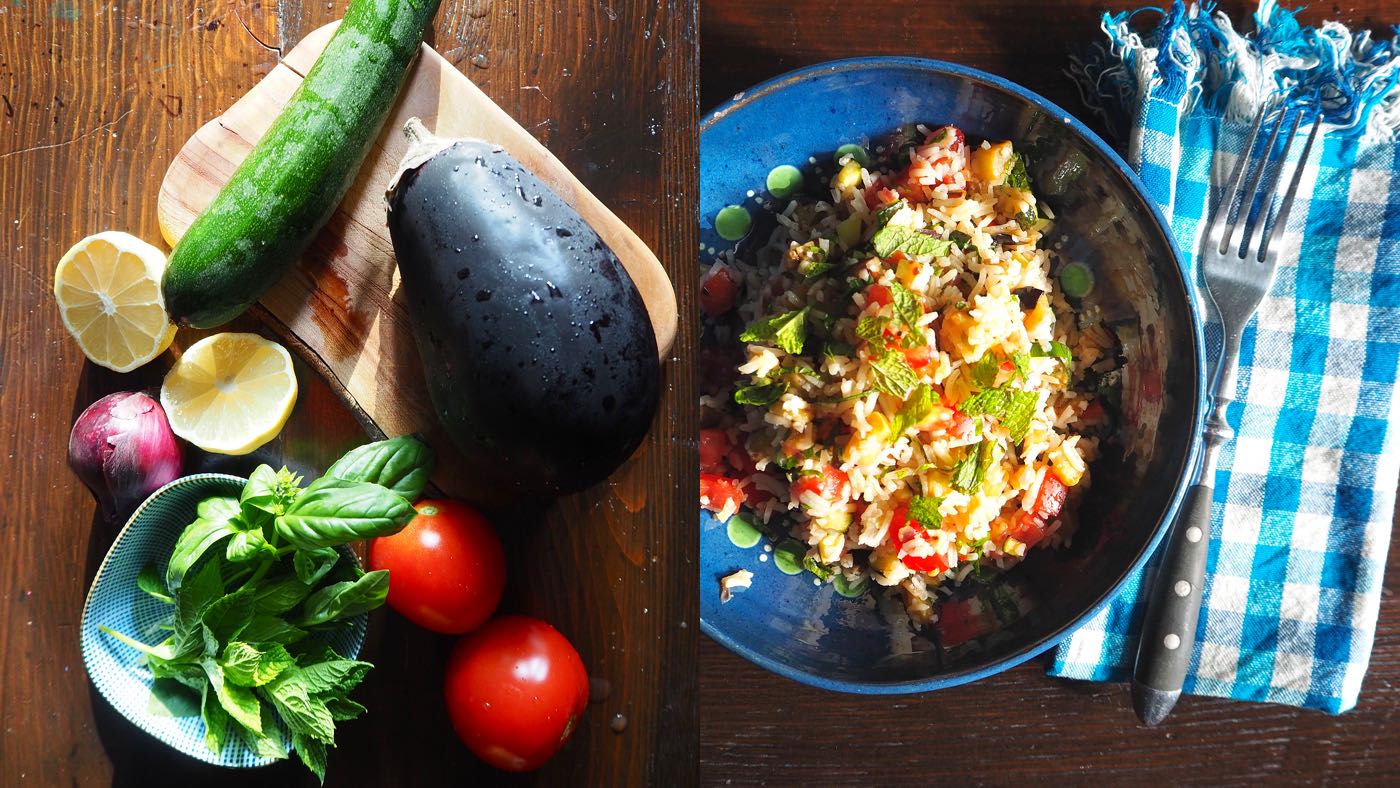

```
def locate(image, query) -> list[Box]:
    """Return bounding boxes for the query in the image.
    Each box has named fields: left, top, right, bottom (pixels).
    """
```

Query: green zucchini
left=163, top=0, right=441, bottom=328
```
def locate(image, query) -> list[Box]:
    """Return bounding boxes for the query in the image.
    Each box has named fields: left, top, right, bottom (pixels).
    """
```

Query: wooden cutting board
left=157, top=22, right=677, bottom=501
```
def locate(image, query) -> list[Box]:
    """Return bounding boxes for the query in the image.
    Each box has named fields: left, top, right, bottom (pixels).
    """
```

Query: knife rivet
left=1164, top=634, right=1181, bottom=650
left=1174, top=580, right=1191, bottom=597
left=1186, top=526, right=1202, bottom=543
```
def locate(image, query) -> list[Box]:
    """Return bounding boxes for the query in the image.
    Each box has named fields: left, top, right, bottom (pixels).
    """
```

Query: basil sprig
left=99, top=435, right=432, bottom=782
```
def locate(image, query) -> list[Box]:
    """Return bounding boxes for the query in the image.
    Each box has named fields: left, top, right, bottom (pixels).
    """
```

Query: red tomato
left=901, top=342, right=933, bottom=369
left=889, top=504, right=951, bottom=573
left=866, top=283, right=893, bottom=307
left=700, top=265, right=739, bottom=318
left=1009, top=511, right=1048, bottom=548
left=700, top=472, right=746, bottom=514
left=789, top=465, right=850, bottom=502
left=936, top=599, right=984, bottom=648
left=947, top=409, right=975, bottom=439
left=368, top=499, right=505, bottom=635
left=1080, top=398, right=1108, bottom=425
left=1030, top=473, right=1068, bottom=521
left=699, top=428, right=731, bottom=473
left=444, top=616, right=590, bottom=772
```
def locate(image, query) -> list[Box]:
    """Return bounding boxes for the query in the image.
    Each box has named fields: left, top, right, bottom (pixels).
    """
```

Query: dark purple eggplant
left=386, top=119, right=659, bottom=497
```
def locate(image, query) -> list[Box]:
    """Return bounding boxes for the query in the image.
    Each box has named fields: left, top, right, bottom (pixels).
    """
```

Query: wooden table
left=0, top=2, right=695, bottom=785
left=699, top=1, right=1400, bottom=784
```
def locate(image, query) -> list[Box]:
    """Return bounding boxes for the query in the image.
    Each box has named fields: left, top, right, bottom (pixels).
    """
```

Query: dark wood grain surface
left=0, top=1, right=696, bottom=785
left=698, top=1, right=1400, bottom=785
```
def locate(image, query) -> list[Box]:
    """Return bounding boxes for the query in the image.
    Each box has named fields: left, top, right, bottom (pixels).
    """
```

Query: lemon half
left=161, top=333, right=298, bottom=455
left=54, top=231, right=177, bottom=372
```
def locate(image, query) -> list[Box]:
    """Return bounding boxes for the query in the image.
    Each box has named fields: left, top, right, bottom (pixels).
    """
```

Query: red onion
left=69, top=392, right=183, bottom=523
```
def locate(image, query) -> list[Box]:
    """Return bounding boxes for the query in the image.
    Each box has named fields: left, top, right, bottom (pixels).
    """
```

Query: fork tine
left=1206, top=101, right=1272, bottom=251
left=1224, top=107, right=1287, bottom=257
left=1261, top=112, right=1324, bottom=263
left=1243, top=108, right=1305, bottom=261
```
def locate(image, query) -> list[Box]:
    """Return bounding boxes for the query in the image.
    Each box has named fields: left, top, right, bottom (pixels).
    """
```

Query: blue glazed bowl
left=699, top=58, right=1206, bottom=693
left=80, top=473, right=367, bottom=767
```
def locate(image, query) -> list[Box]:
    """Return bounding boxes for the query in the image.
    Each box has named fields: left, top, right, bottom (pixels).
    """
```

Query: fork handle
left=1131, top=480, right=1213, bottom=725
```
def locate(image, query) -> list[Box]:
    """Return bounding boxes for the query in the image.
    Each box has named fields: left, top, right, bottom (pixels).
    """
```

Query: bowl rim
left=698, top=55, right=1207, bottom=694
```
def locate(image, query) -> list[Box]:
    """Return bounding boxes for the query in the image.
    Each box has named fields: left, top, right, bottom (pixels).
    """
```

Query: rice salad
left=700, top=124, right=1121, bottom=628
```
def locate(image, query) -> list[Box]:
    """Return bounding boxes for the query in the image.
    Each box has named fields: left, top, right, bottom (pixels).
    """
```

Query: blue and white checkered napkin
left=1046, top=1, right=1400, bottom=712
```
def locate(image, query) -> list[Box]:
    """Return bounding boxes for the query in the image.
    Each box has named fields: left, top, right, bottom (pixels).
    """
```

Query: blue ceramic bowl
left=80, top=473, right=367, bottom=767
left=699, top=58, right=1206, bottom=693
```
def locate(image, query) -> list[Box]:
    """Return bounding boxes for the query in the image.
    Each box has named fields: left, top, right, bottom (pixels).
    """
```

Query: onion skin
left=69, top=392, right=183, bottom=523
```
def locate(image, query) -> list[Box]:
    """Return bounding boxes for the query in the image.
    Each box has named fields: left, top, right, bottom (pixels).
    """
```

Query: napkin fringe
left=1069, top=1, right=1400, bottom=142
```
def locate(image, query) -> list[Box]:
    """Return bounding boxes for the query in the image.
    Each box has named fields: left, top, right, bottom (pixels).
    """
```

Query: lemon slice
left=161, top=333, right=298, bottom=455
left=53, top=231, right=177, bottom=372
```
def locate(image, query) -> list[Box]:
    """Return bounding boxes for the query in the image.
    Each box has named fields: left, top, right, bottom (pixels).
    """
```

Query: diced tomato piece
left=1030, top=473, right=1067, bottom=522
left=700, top=265, right=739, bottom=318
left=727, top=447, right=756, bottom=477
left=936, top=599, right=984, bottom=648
left=888, top=503, right=951, bottom=573
left=700, top=473, right=745, bottom=514
left=947, top=409, right=975, bottom=439
left=1080, top=398, right=1107, bottom=425
left=946, top=127, right=965, bottom=151
left=1009, top=511, right=1048, bottom=548
left=901, top=342, right=933, bottom=369
left=699, top=429, right=731, bottom=474
left=699, top=346, right=740, bottom=390
left=790, top=464, right=851, bottom=503
left=941, top=173, right=958, bottom=185
left=866, top=283, right=893, bottom=307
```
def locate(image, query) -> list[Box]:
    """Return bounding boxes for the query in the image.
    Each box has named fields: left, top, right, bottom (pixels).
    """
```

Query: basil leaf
left=869, top=349, right=919, bottom=399
left=198, top=684, right=229, bottom=753
left=293, top=547, right=341, bottom=586
left=323, top=435, right=434, bottom=501
left=872, top=226, right=953, bottom=260
left=175, top=558, right=226, bottom=636
left=240, top=465, right=282, bottom=514
left=296, top=570, right=390, bottom=628
left=220, top=642, right=295, bottom=688
left=251, top=575, right=312, bottom=615
left=225, top=526, right=275, bottom=564
left=238, top=615, right=307, bottom=646
left=733, top=380, right=787, bottom=406
left=907, top=495, right=944, bottom=529
left=137, top=563, right=172, bottom=604
left=197, top=496, right=240, bottom=522
left=166, top=509, right=239, bottom=591
left=146, top=677, right=200, bottom=718
left=890, top=383, right=936, bottom=437
left=275, top=478, right=415, bottom=549
left=739, top=307, right=809, bottom=355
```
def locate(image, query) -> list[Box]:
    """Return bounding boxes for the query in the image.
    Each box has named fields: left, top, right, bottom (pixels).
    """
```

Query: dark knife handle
left=1131, top=481, right=1212, bottom=726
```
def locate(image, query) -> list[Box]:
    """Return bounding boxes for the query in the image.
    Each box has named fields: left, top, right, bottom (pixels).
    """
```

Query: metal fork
left=1131, top=104, right=1324, bottom=725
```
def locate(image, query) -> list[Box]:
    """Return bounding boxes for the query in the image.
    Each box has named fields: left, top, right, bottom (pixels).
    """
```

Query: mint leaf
left=969, top=354, right=1001, bottom=390
left=324, top=696, right=367, bottom=721
left=824, top=340, right=855, bottom=358
left=202, top=658, right=264, bottom=734
left=889, top=283, right=923, bottom=329
left=1016, top=205, right=1038, bottom=229
left=199, top=683, right=229, bottom=752
left=907, top=495, right=944, bottom=529
left=251, top=575, right=312, bottom=615
left=1001, top=389, right=1041, bottom=443
left=1004, top=152, right=1032, bottom=190
left=949, top=230, right=973, bottom=250
left=238, top=615, right=307, bottom=646
left=733, top=380, right=787, bottom=406
left=293, top=732, right=328, bottom=784
left=146, top=677, right=200, bottom=718
left=323, top=435, right=434, bottom=501
left=869, top=349, right=919, bottom=399
left=297, top=658, right=372, bottom=695
left=221, top=642, right=296, bottom=687
left=872, top=226, right=953, bottom=260
left=950, top=439, right=996, bottom=493
left=200, top=590, right=255, bottom=644
left=1031, top=340, right=1073, bottom=369
left=235, top=704, right=288, bottom=759
left=266, top=672, right=337, bottom=743
left=874, top=198, right=906, bottom=227
left=856, top=315, right=889, bottom=341
left=175, top=559, right=226, bottom=636
left=1010, top=352, right=1031, bottom=381
left=739, top=307, right=809, bottom=355
left=890, top=384, right=936, bottom=437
